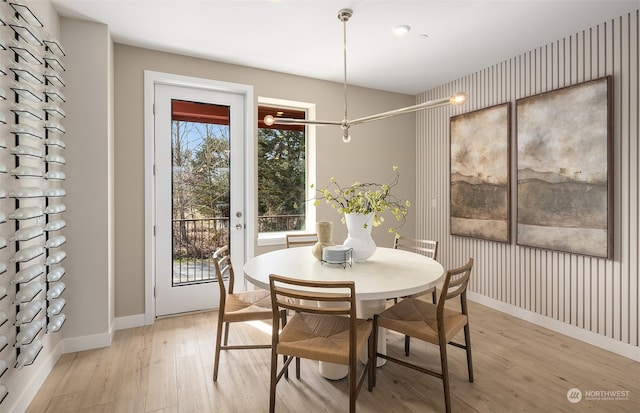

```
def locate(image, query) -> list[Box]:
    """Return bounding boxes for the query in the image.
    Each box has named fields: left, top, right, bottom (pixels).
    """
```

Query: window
left=257, top=98, right=316, bottom=245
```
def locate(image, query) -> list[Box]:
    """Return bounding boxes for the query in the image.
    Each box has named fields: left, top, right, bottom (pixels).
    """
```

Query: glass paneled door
left=154, top=83, right=245, bottom=316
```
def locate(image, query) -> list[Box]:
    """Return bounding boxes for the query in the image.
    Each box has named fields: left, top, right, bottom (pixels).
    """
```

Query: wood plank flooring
left=27, top=301, right=639, bottom=412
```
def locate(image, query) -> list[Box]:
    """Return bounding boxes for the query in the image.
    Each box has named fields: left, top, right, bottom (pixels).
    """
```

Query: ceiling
left=50, top=0, right=638, bottom=95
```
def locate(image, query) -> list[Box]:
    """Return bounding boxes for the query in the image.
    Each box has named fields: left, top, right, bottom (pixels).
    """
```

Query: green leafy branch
left=311, top=166, right=410, bottom=233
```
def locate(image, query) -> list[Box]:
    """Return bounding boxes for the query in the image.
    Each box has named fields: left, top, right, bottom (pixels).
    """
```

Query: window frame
left=256, top=97, right=316, bottom=246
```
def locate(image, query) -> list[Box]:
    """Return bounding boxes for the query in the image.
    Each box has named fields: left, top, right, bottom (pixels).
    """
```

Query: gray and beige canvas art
left=450, top=103, right=510, bottom=243
left=516, top=77, right=611, bottom=258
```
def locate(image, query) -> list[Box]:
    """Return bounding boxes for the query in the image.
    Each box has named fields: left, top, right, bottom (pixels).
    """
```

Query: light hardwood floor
left=27, top=301, right=639, bottom=413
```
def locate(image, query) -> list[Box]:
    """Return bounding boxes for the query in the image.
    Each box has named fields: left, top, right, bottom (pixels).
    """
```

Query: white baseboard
left=468, top=292, right=640, bottom=362
left=114, top=313, right=147, bottom=330
left=61, top=326, right=114, bottom=354
left=59, top=314, right=148, bottom=354
left=10, top=339, right=62, bottom=413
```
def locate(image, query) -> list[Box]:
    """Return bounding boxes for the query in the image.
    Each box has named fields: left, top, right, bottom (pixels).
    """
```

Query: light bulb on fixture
left=262, top=8, right=468, bottom=142
left=341, top=125, right=351, bottom=143
left=450, top=92, right=468, bottom=105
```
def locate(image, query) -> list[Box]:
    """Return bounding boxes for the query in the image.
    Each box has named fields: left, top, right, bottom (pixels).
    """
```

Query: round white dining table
left=243, top=246, right=444, bottom=379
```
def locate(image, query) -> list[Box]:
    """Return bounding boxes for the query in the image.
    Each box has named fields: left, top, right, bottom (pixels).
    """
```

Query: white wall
left=59, top=17, right=114, bottom=351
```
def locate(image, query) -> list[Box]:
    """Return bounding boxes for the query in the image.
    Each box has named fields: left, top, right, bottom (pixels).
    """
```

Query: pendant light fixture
left=263, top=8, right=468, bottom=143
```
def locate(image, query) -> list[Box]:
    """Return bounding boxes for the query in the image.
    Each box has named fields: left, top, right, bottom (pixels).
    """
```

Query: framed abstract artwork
left=516, top=76, right=612, bottom=258
left=450, top=102, right=511, bottom=243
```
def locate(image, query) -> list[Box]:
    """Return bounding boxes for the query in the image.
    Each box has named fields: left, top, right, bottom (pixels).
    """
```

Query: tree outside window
left=258, top=106, right=307, bottom=233
left=172, top=119, right=230, bottom=259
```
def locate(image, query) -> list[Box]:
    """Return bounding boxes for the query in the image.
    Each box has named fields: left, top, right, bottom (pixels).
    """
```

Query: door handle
left=235, top=224, right=244, bottom=230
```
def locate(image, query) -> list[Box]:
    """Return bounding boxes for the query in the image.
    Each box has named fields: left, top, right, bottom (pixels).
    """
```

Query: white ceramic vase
left=342, top=212, right=376, bottom=262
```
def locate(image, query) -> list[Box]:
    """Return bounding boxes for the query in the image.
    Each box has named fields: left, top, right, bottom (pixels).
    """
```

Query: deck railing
left=257, top=214, right=305, bottom=232
left=171, top=215, right=304, bottom=285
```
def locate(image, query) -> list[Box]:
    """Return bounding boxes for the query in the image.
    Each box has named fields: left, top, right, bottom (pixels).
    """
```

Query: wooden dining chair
left=373, top=258, right=474, bottom=413
left=212, top=246, right=281, bottom=381
left=268, top=274, right=374, bottom=413
left=394, top=235, right=438, bottom=259
left=392, top=235, right=439, bottom=355
left=285, top=233, right=318, bottom=248
left=393, top=235, right=439, bottom=302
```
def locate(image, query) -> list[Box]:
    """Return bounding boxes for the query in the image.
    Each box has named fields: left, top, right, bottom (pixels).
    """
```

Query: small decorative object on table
left=321, top=245, right=353, bottom=268
left=312, top=166, right=410, bottom=262
left=311, top=221, right=335, bottom=260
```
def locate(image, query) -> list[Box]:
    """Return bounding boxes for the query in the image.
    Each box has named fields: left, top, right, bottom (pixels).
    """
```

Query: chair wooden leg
left=223, top=321, right=230, bottom=345
left=367, top=330, right=374, bottom=392
left=464, top=323, right=474, bottom=382
left=269, top=345, right=278, bottom=413
left=280, top=310, right=289, bottom=380
left=349, top=354, right=356, bottom=413
left=439, top=338, right=451, bottom=413
left=283, top=355, right=289, bottom=380
left=372, top=315, right=379, bottom=387
left=213, top=316, right=225, bottom=381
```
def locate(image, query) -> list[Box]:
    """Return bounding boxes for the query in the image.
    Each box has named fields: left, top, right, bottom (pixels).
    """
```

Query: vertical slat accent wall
left=416, top=10, right=638, bottom=348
